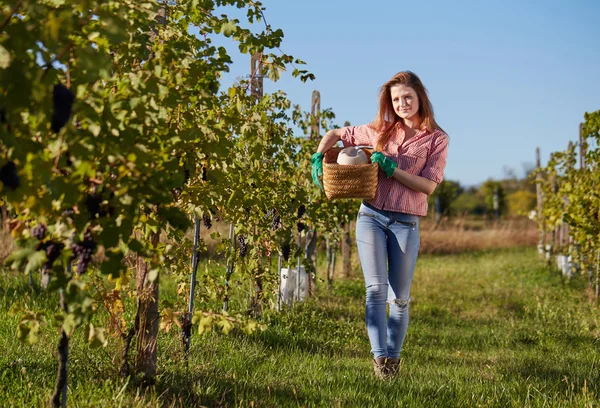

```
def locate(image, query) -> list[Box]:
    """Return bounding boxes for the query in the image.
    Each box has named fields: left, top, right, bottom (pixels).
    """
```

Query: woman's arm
left=391, top=168, right=438, bottom=195
left=316, top=128, right=344, bottom=153
left=395, top=131, right=449, bottom=195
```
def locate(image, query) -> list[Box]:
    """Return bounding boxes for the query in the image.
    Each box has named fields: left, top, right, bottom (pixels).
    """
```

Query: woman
left=311, top=71, right=449, bottom=379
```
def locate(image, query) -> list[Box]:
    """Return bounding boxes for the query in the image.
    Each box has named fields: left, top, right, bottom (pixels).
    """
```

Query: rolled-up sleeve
left=420, top=132, right=449, bottom=184
left=340, top=124, right=378, bottom=147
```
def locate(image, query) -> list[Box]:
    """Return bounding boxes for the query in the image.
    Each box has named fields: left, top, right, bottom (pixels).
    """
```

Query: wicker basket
left=322, top=147, right=378, bottom=200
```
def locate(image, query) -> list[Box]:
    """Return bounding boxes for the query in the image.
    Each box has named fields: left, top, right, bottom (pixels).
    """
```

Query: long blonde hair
left=372, top=71, right=443, bottom=151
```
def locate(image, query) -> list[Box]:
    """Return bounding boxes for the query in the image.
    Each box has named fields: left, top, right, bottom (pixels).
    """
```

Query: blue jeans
left=355, top=202, right=420, bottom=359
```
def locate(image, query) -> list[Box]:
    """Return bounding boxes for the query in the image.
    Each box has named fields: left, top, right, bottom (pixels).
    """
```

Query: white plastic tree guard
left=279, top=266, right=308, bottom=307
left=555, top=254, right=573, bottom=278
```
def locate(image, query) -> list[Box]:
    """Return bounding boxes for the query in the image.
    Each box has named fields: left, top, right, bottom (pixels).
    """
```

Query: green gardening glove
left=311, top=152, right=324, bottom=190
left=371, top=152, right=397, bottom=178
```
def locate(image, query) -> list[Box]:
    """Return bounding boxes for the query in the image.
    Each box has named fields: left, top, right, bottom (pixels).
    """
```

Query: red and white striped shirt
left=340, top=124, right=449, bottom=217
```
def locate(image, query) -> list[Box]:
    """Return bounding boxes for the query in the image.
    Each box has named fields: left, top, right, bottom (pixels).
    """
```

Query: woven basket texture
left=322, top=147, right=378, bottom=200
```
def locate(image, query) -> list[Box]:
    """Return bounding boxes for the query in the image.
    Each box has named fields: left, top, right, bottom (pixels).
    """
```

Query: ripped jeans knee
left=365, top=283, right=388, bottom=303
left=388, top=297, right=412, bottom=307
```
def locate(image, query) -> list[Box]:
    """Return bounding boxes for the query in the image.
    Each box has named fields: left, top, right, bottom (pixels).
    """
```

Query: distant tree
left=452, top=187, right=486, bottom=215
left=480, top=180, right=506, bottom=216
left=506, top=190, right=536, bottom=217
left=428, top=180, right=462, bottom=217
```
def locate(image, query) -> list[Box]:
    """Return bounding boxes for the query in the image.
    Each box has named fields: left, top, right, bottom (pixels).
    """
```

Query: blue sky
left=210, top=0, right=600, bottom=187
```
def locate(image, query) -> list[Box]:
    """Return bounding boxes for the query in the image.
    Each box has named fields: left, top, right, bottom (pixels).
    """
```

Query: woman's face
left=390, top=84, right=419, bottom=121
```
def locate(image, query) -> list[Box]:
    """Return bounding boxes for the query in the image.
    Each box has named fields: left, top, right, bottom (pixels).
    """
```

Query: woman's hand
left=370, top=152, right=397, bottom=178
left=311, top=152, right=325, bottom=190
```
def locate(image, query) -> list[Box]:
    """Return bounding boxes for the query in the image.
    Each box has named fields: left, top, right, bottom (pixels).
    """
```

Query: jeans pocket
left=390, top=221, right=419, bottom=252
left=358, top=211, right=377, bottom=220
left=394, top=219, right=417, bottom=231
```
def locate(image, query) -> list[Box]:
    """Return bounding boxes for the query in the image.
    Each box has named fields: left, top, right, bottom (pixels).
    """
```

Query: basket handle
left=324, top=146, right=376, bottom=163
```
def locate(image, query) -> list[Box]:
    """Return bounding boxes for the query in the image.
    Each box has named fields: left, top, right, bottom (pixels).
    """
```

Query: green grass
left=1, top=247, right=599, bottom=407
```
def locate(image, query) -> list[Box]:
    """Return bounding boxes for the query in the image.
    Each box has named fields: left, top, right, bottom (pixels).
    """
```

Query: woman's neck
left=403, top=116, right=422, bottom=130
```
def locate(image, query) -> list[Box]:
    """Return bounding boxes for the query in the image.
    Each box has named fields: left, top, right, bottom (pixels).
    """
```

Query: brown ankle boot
left=385, top=358, right=400, bottom=379
left=372, top=357, right=387, bottom=379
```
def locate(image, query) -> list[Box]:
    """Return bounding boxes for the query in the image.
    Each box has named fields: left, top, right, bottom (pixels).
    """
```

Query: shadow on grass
left=151, top=370, right=306, bottom=407
left=250, top=326, right=365, bottom=358
left=150, top=363, right=466, bottom=407
left=504, top=357, right=600, bottom=395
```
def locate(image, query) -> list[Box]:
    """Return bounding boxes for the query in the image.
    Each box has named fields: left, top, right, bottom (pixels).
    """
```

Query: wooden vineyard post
left=276, top=239, right=282, bottom=312
left=579, top=123, right=594, bottom=291
left=133, top=0, right=168, bottom=385
left=331, top=237, right=337, bottom=284
left=248, top=53, right=266, bottom=315
left=296, top=231, right=303, bottom=303
left=223, top=224, right=235, bottom=312
left=305, top=229, right=317, bottom=297
left=579, top=123, right=586, bottom=170
left=135, top=229, right=161, bottom=384
left=305, top=90, right=321, bottom=297
left=536, top=147, right=546, bottom=257
left=51, top=262, right=72, bottom=408
left=250, top=52, right=263, bottom=101
left=310, top=90, right=320, bottom=141
left=182, top=216, right=201, bottom=357
left=342, top=222, right=352, bottom=278
left=341, top=120, right=353, bottom=278
left=326, top=236, right=332, bottom=289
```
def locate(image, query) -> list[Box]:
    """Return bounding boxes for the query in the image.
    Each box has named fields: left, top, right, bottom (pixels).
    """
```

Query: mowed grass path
left=1, top=247, right=599, bottom=407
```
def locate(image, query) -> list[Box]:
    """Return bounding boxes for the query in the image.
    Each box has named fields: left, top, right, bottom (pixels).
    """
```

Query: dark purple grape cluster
left=200, top=164, right=208, bottom=181
left=45, top=242, right=64, bottom=261
left=86, top=193, right=102, bottom=218
left=264, top=208, right=281, bottom=231
left=272, top=213, right=281, bottom=231
left=85, top=193, right=113, bottom=219
left=297, top=222, right=305, bottom=233
left=37, top=241, right=65, bottom=275
left=180, top=313, right=192, bottom=344
left=209, top=207, right=221, bottom=222
left=184, top=167, right=190, bottom=184
left=237, top=234, right=247, bottom=258
left=51, top=84, right=74, bottom=133
left=282, top=243, right=290, bottom=261
left=202, top=214, right=212, bottom=229
left=244, top=207, right=251, bottom=222
left=32, top=224, right=47, bottom=240
left=70, top=229, right=97, bottom=275
left=297, top=204, right=306, bottom=219
left=0, top=161, right=20, bottom=190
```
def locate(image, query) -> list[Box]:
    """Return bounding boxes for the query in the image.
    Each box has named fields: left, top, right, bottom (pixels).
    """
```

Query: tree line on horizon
left=428, top=167, right=537, bottom=219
